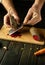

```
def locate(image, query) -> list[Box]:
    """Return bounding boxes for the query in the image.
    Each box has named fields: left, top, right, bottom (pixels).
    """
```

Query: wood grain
left=0, top=25, right=45, bottom=45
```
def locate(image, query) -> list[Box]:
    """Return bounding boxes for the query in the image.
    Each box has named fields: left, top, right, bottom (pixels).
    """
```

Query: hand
left=4, top=9, right=20, bottom=27
left=23, top=4, right=42, bottom=25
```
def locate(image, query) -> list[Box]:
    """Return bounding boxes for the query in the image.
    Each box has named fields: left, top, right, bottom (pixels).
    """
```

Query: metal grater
left=8, top=15, right=32, bottom=35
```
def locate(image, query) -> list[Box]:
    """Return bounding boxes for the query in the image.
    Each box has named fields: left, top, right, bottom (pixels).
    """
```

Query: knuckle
left=38, top=16, right=42, bottom=22
left=4, top=15, right=6, bottom=19
left=4, top=15, right=7, bottom=24
left=4, top=14, right=7, bottom=20
left=40, top=16, right=42, bottom=21
left=36, top=14, right=42, bottom=21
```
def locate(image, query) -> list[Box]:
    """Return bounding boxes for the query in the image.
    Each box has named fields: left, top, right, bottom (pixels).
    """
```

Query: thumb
left=23, top=8, right=32, bottom=24
left=9, top=10, right=20, bottom=23
left=12, top=14, right=20, bottom=23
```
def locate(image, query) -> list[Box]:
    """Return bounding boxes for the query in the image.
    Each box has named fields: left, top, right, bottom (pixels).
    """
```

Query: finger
left=34, top=48, right=45, bottom=55
left=11, top=13, right=20, bottom=24
left=4, top=14, right=10, bottom=27
left=27, top=14, right=41, bottom=25
left=23, top=8, right=32, bottom=24
left=9, top=9, right=20, bottom=24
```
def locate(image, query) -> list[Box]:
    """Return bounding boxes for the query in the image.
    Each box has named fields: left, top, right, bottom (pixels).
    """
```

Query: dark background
left=0, top=1, right=45, bottom=29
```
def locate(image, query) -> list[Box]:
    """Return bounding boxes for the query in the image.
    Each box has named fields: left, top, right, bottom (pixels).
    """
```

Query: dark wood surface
left=0, top=40, right=45, bottom=65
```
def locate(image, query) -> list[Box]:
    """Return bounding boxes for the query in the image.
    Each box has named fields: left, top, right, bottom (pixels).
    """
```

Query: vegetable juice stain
left=8, top=32, right=22, bottom=38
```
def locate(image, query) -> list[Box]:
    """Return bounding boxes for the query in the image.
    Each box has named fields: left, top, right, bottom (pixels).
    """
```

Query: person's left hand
left=23, top=4, right=42, bottom=25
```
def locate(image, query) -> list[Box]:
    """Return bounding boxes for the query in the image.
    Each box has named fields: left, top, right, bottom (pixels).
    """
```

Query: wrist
left=2, top=0, right=14, bottom=12
left=34, top=0, right=44, bottom=10
left=0, top=0, right=2, bottom=3
left=8, top=7, right=18, bottom=17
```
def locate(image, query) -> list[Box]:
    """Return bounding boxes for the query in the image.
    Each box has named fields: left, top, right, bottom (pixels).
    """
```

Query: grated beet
left=10, top=32, right=21, bottom=37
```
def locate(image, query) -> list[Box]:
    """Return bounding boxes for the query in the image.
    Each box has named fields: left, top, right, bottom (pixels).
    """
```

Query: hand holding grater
left=8, top=15, right=30, bottom=35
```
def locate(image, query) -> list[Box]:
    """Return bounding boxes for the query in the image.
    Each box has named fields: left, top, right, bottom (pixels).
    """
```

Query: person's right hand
left=4, top=9, right=20, bottom=27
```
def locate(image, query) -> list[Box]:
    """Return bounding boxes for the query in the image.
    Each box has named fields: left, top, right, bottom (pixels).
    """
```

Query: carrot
left=34, top=48, right=45, bottom=55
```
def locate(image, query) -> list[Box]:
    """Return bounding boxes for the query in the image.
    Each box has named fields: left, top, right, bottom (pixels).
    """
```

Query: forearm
left=1, top=0, right=16, bottom=12
left=34, top=0, right=45, bottom=10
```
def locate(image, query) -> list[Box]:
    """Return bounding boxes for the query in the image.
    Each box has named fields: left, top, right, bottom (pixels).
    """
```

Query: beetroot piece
left=33, top=35, right=40, bottom=41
